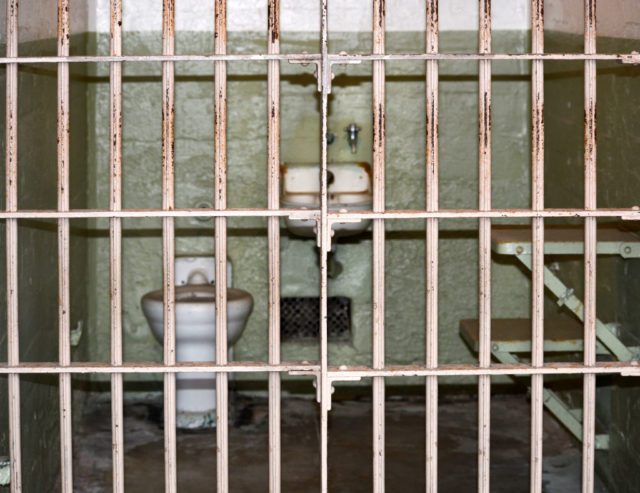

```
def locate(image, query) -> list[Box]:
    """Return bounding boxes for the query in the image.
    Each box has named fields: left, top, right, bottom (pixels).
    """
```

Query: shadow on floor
left=69, top=393, right=606, bottom=492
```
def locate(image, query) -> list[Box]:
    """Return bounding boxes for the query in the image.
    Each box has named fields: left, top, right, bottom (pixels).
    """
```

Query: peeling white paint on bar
left=87, top=0, right=530, bottom=33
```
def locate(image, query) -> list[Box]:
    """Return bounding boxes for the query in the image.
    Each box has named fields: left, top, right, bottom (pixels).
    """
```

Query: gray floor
left=70, top=393, right=606, bottom=492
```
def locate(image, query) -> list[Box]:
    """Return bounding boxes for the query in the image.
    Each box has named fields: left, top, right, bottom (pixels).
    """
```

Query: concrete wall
left=0, top=1, right=90, bottom=489
left=88, top=0, right=530, bottom=33
left=82, top=1, right=533, bottom=388
left=545, top=1, right=640, bottom=491
left=547, top=0, right=640, bottom=39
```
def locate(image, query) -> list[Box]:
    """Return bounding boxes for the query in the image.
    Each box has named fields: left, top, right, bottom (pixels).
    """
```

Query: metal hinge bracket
left=289, top=368, right=361, bottom=411
left=619, top=51, right=640, bottom=65
left=316, top=217, right=363, bottom=252
left=289, top=51, right=361, bottom=93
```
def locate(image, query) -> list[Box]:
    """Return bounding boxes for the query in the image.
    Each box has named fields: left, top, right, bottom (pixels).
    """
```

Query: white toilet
left=141, top=256, right=253, bottom=428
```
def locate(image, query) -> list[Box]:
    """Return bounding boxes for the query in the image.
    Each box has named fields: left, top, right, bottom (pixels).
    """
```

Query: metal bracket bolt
left=557, top=288, right=574, bottom=307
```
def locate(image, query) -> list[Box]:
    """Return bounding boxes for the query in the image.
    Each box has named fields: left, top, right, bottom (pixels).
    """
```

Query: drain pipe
left=0, top=457, right=9, bottom=486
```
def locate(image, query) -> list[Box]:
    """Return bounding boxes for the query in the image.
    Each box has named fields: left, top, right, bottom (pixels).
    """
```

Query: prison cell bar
left=5, top=1, right=21, bottom=491
left=56, top=1, right=74, bottom=491
left=530, top=1, right=545, bottom=491
left=319, top=1, right=330, bottom=492
left=1, top=52, right=639, bottom=64
left=267, top=1, right=282, bottom=491
left=425, top=1, right=439, bottom=491
left=109, top=1, right=125, bottom=491
left=1, top=3, right=638, bottom=493
left=161, top=1, right=178, bottom=491
left=0, top=360, right=637, bottom=376
left=583, top=0, right=598, bottom=491
left=372, top=1, right=386, bottom=491
left=214, top=1, right=230, bottom=491
left=0, top=208, right=638, bottom=220
left=478, top=1, right=492, bottom=492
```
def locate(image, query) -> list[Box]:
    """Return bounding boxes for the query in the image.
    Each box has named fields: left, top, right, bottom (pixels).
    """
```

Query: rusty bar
left=57, top=1, right=73, bottom=491
left=372, top=1, right=386, bottom=491
left=5, top=0, right=21, bottom=491
left=0, top=207, right=639, bottom=220
left=109, top=1, right=125, bottom=491
left=583, top=1, right=597, bottom=491
left=319, top=1, right=330, bottom=492
left=1, top=52, right=640, bottom=64
left=0, top=360, right=637, bottom=376
left=214, top=1, right=229, bottom=491
left=161, top=1, right=177, bottom=491
left=425, top=1, right=439, bottom=491
left=477, top=1, right=492, bottom=492
left=267, top=1, right=282, bottom=491
left=530, top=1, right=545, bottom=492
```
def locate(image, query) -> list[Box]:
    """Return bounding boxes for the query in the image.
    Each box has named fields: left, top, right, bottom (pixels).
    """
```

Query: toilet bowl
left=141, top=257, right=253, bottom=428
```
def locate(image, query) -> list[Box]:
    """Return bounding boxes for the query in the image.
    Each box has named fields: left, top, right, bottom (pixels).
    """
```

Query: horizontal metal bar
left=328, top=209, right=640, bottom=220
left=0, top=208, right=638, bottom=220
left=0, top=208, right=314, bottom=219
left=329, top=53, right=640, bottom=62
left=0, top=362, right=320, bottom=374
left=0, top=54, right=320, bottom=64
left=0, top=361, right=637, bottom=376
left=324, top=362, right=640, bottom=377
left=0, top=52, right=639, bottom=65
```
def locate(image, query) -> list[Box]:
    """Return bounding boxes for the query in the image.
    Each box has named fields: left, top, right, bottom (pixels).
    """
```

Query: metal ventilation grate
left=281, top=297, right=351, bottom=341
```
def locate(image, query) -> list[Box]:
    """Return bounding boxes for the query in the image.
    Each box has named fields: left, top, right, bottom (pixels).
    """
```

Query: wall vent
left=281, top=297, right=351, bottom=341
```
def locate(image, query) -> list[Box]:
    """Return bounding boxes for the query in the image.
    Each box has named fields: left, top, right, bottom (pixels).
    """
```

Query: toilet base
left=173, top=349, right=234, bottom=429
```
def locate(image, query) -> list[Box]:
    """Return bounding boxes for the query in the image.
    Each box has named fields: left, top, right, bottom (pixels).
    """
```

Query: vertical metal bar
left=530, top=1, right=545, bottom=492
left=319, top=1, right=330, bottom=492
left=267, top=1, right=282, bottom=492
left=109, top=1, right=125, bottom=491
left=425, top=1, right=439, bottom=491
left=161, top=1, right=177, bottom=491
left=583, top=1, right=597, bottom=491
left=5, top=1, right=21, bottom=491
left=477, top=1, right=492, bottom=492
left=57, top=1, right=73, bottom=491
left=372, top=1, right=386, bottom=492
left=214, top=1, right=229, bottom=491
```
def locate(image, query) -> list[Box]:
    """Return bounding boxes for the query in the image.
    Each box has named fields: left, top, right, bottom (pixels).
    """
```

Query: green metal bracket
left=493, top=351, right=609, bottom=450
left=516, top=254, right=634, bottom=362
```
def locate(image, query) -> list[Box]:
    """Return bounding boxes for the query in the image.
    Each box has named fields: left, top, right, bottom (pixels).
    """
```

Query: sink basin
left=280, top=162, right=373, bottom=238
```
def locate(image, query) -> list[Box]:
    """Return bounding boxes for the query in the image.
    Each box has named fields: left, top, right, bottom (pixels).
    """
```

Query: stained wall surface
left=0, top=1, right=90, bottom=489
left=545, top=1, right=640, bottom=490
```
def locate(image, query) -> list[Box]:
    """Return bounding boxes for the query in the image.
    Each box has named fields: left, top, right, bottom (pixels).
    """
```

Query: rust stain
left=356, top=161, right=373, bottom=183
left=268, top=0, right=280, bottom=44
left=376, top=0, right=385, bottom=30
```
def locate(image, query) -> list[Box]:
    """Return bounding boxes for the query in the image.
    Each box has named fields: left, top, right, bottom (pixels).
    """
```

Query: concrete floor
left=70, top=392, right=606, bottom=492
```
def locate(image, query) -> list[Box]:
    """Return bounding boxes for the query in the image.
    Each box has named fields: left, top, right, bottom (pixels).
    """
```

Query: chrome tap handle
left=344, top=123, right=361, bottom=153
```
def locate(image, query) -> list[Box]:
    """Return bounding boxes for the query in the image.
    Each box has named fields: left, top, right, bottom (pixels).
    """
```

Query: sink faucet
left=344, top=123, right=361, bottom=154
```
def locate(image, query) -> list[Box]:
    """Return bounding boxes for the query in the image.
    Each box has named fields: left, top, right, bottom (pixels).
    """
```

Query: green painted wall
left=545, top=32, right=640, bottom=493
left=0, top=36, right=90, bottom=491
left=84, top=30, right=532, bottom=387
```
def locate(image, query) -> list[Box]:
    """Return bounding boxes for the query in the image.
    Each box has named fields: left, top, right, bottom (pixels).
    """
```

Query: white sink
left=281, top=162, right=373, bottom=238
